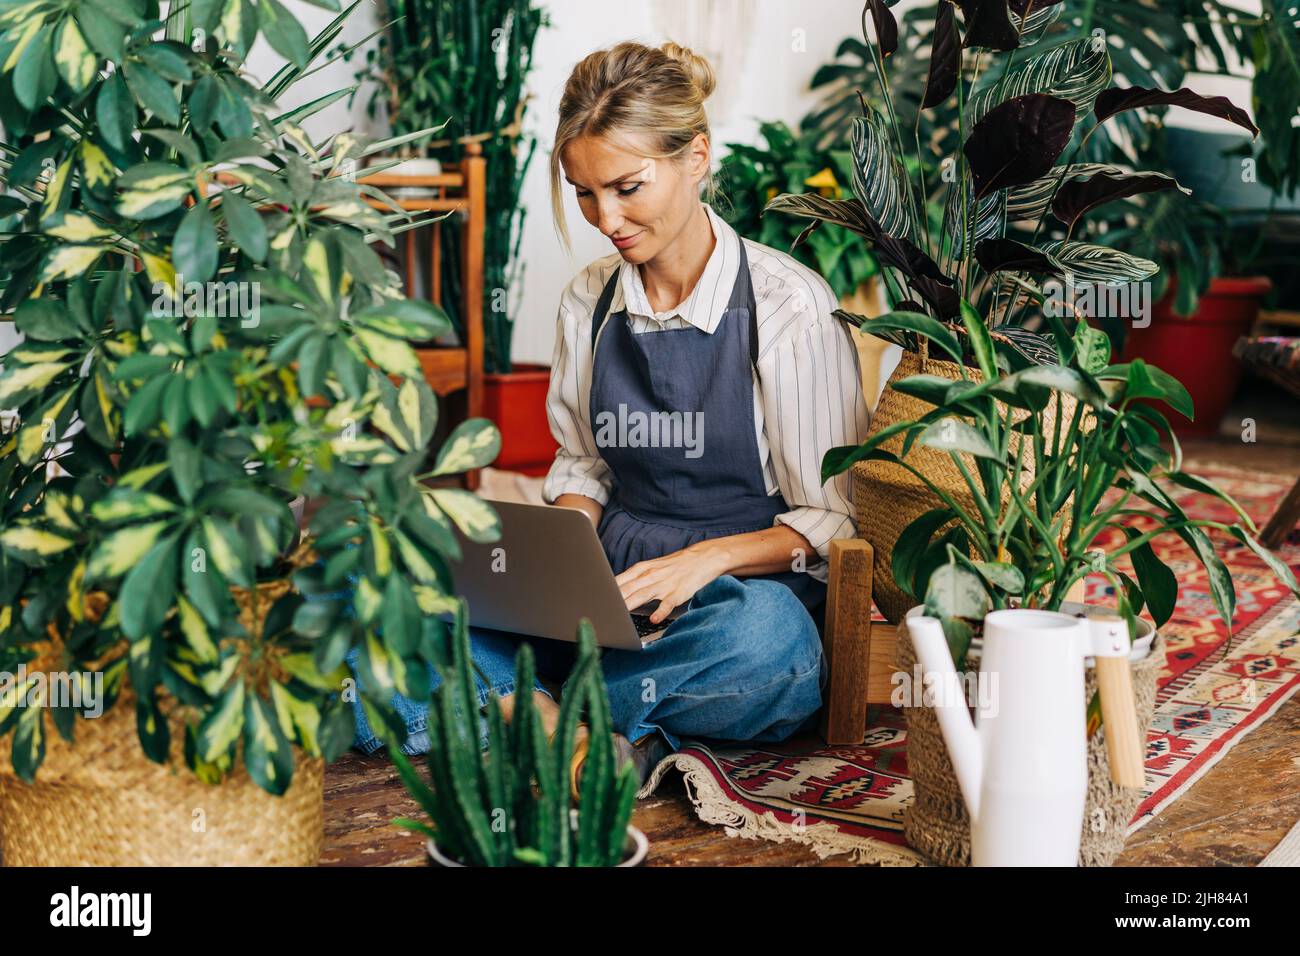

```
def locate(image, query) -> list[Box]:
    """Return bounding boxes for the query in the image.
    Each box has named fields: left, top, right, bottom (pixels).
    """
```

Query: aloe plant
left=771, top=1, right=1261, bottom=367
left=392, top=607, right=640, bottom=867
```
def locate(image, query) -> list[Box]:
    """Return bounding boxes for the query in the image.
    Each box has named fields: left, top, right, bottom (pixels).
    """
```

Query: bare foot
left=496, top=690, right=584, bottom=744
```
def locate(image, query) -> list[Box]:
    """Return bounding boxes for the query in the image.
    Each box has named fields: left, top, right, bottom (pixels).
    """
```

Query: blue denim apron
left=588, top=240, right=826, bottom=621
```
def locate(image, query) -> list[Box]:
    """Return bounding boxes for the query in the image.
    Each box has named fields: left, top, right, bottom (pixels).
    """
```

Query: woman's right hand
left=554, top=493, right=603, bottom=529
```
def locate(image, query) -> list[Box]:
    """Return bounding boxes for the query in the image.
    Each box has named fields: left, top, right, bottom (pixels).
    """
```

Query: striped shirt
left=542, top=203, right=872, bottom=583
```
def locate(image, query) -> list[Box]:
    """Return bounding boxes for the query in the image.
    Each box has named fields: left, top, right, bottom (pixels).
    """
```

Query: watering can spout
left=908, top=615, right=984, bottom=822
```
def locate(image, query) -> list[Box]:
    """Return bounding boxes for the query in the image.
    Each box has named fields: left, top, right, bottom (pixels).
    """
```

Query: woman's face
left=561, top=132, right=710, bottom=265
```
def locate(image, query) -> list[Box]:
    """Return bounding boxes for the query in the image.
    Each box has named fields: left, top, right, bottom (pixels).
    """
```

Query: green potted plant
left=352, top=0, right=554, bottom=474
left=717, top=120, right=881, bottom=308
left=392, top=608, right=645, bottom=867
left=822, top=308, right=1300, bottom=864
left=1098, top=120, right=1299, bottom=437
left=767, top=0, right=1261, bottom=622
left=0, top=0, right=502, bottom=866
left=781, top=1, right=1299, bottom=866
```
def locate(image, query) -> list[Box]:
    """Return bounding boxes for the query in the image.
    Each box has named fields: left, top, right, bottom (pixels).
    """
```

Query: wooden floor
left=322, top=419, right=1300, bottom=867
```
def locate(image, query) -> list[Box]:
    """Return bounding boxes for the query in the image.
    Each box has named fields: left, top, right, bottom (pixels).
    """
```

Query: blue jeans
left=341, top=574, right=826, bottom=755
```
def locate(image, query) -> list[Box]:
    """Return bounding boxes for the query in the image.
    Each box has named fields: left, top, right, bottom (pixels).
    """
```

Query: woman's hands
left=616, top=524, right=817, bottom=625
left=615, top=541, right=731, bottom=625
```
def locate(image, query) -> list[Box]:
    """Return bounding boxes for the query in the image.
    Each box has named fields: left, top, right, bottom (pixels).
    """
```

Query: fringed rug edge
left=639, top=752, right=925, bottom=867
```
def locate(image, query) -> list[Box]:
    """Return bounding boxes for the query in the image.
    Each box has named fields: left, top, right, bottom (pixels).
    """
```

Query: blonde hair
left=551, top=41, right=717, bottom=248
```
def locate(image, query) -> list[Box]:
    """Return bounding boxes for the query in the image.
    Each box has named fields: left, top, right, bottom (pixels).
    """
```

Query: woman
left=351, top=41, right=871, bottom=786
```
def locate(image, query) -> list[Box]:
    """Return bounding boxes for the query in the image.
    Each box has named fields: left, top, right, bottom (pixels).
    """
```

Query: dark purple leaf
left=922, top=2, right=961, bottom=109
left=874, top=233, right=954, bottom=286
left=1093, top=86, right=1259, bottom=138
left=1051, top=170, right=1191, bottom=231
left=964, top=93, right=1076, bottom=199
left=911, top=276, right=962, bottom=318
left=975, top=237, right=1065, bottom=275
left=864, top=0, right=899, bottom=58
left=955, top=0, right=1020, bottom=51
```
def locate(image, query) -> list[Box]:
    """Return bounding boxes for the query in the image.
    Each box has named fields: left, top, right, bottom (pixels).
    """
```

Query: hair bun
left=661, top=41, right=716, bottom=100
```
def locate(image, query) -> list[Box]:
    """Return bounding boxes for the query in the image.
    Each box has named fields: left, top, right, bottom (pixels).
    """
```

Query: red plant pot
left=1121, top=276, right=1273, bottom=439
left=482, top=364, right=559, bottom=476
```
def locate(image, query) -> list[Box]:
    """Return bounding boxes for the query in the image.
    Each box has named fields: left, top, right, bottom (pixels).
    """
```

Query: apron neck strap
left=590, top=241, right=761, bottom=381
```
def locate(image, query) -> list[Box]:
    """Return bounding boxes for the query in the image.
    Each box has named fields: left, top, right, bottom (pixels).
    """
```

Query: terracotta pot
left=483, top=363, right=558, bottom=476
left=1122, top=276, right=1273, bottom=438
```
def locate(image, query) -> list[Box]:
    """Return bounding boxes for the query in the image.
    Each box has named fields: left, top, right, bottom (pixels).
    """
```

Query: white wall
left=250, top=0, right=873, bottom=365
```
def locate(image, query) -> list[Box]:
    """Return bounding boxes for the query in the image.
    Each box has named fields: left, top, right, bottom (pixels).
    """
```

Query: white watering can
left=906, top=608, right=1146, bottom=866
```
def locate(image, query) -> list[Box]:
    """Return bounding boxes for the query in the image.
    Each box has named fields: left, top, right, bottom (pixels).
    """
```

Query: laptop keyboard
left=631, top=613, right=663, bottom=638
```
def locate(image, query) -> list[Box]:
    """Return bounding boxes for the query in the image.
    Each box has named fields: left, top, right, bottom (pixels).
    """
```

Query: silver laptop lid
left=443, top=499, right=655, bottom=650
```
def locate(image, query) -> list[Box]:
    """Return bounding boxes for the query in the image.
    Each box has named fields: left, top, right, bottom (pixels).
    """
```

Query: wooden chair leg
left=820, top=539, right=876, bottom=744
left=1261, top=474, right=1300, bottom=549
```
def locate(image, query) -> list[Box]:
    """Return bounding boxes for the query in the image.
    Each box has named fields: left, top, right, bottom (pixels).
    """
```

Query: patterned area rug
left=640, top=463, right=1300, bottom=865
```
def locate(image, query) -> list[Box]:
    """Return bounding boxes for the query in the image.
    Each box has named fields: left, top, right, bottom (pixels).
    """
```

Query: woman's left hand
left=615, top=541, right=729, bottom=625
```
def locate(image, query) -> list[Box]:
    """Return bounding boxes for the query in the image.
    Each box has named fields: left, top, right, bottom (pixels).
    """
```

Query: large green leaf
left=173, top=202, right=219, bottom=284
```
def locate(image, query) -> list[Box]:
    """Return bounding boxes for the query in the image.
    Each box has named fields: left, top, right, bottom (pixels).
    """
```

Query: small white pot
left=426, top=823, right=649, bottom=868
left=382, top=157, right=443, bottom=197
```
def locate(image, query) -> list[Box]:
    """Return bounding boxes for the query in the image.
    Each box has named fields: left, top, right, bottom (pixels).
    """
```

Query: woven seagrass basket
left=896, top=610, right=1162, bottom=867
left=851, top=344, right=1078, bottom=623
left=0, top=544, right=325, bottom=867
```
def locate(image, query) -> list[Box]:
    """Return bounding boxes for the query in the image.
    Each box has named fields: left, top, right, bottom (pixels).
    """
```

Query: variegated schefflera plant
left=0, top=0, right=504, bottom=792
left=769, top=0, right=1262, bottom=366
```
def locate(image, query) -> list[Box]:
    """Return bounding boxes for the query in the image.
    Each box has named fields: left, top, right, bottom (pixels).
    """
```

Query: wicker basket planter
left=896, top=607, right=1162, bottom=867
left=0, top=690, right=324, bottom=867
left=0, top=545, right=325, bottom=867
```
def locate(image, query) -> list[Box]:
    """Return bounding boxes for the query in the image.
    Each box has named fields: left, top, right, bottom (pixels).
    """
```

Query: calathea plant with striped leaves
left=0, top=0, right=502, bottom=792
left=769, top=0, right=1261, bottom=366
left=795, top=2, right=1296, bottom=655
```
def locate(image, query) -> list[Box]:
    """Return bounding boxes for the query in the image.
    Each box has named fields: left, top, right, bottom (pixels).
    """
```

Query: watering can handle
left=1090, top=616, right=1146, bottom=789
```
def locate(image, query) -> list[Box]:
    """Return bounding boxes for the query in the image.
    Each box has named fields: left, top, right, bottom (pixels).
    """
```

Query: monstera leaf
left=1051, top=170, right=1190, bottom=232
left=967, top=36, right=1113, bottom=125
left=964, top=93, right=1076, bottom=199
left=851, top=106, right=915, bottom=239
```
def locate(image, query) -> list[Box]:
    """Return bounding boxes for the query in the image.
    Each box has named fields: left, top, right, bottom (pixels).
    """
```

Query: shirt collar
left=612, top=204, right=740, bottom=335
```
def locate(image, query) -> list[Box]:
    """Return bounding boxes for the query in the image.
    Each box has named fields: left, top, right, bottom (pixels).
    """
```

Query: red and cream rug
left=640, top=462, right=1300, bottom=865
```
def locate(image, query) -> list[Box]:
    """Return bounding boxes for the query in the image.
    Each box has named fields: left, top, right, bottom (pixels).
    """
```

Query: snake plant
left=392, top=607, right=640, bottom=867
left=349, top=0, right=547, bottom=374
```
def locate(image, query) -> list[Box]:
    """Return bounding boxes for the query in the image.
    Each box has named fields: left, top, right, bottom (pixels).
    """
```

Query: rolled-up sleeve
left=763, top=305, right=872, bottom=583
left=541, top=280, right=613, bottom=506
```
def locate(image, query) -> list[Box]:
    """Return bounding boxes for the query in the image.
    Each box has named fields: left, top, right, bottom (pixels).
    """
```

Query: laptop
left=442, top=499, right=686, bottom=650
